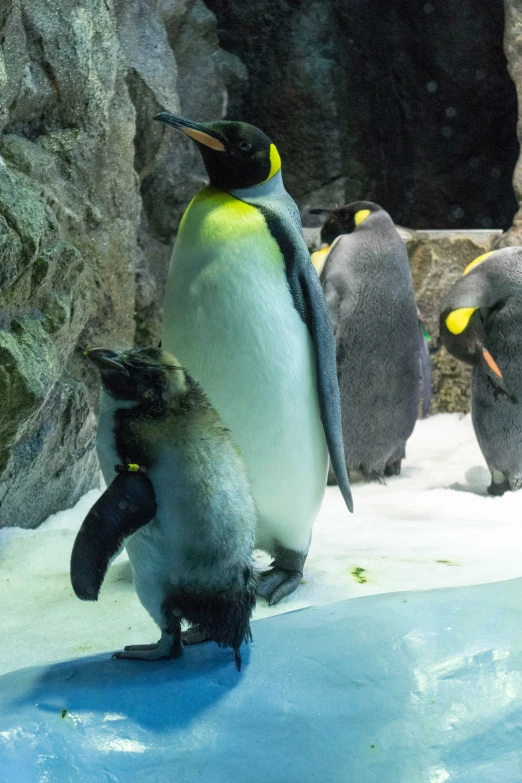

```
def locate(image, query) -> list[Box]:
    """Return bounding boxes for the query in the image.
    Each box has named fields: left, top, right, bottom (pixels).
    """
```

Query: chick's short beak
left=154, top=112, right=225, bottom=151
left=85, top=348, right=129, bottom=375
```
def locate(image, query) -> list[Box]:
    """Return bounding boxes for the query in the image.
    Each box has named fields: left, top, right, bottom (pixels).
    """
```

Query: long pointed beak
left=309, top=208, right=333, bottom=217
left=85, top=349, right=129, bottom=375
left=154, top=112, right=225, bottom=151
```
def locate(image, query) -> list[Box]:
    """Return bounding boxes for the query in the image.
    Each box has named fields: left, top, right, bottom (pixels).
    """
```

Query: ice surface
left=1, top=580, right=522, bottom=782
left=1, top=413, right=521, bottom=676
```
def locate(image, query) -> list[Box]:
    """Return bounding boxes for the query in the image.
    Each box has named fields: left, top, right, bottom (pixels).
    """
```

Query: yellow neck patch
left=446, top=306, right=478, bottom=335
left=354, top=209, right=371, bottom=226
left=264, top=144, right=281, bottom=182
left=179, top=186, right=266, bottom=245
left=463, top=251, right=494, bottom=276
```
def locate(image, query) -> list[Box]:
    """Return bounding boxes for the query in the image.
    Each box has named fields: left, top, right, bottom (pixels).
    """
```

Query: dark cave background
left=206, top=0, right=519, bottom=230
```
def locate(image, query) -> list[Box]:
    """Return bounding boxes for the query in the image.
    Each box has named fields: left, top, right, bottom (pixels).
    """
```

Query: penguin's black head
left=311, top=201, right=385, bottom=244
left=86, top=347, right=188, bottom=406
left=154, top=113, right=281, bottom=191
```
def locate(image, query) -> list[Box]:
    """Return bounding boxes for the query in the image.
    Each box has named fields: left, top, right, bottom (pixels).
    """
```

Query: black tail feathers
left=171, top=564, right=257, bottom=670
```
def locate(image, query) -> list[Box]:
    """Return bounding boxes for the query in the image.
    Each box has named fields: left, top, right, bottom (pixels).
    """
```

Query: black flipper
left=71, top=471, right=157, bottom=601
left=258, top=205, right=353, bottom=512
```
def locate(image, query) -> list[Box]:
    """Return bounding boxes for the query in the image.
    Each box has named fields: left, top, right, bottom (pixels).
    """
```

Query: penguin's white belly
left=125, top=453, right=199, bottom=594
left=162, top=230, right=328, bottom=552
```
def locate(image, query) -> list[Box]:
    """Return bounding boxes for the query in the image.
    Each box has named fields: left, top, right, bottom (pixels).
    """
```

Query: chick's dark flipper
left=71, top=471, right=157, bottom=601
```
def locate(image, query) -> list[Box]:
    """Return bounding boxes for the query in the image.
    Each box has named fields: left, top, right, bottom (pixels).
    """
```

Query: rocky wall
left=0, top=0, right=244, bottom=527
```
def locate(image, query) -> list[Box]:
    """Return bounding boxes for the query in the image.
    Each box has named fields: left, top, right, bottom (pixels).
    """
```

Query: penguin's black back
left=322, top=212, right=421, bottom=474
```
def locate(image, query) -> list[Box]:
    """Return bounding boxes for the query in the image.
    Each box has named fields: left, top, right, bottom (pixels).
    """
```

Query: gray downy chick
left=71, top=347, right=257, bottom=670
left=440, top=247, right=522, bottom=496
left=314, top=201, right=429, bottom=479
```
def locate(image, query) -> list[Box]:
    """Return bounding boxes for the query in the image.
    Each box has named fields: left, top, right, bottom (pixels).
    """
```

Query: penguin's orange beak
left=482, top=349, right=503, bottom=380
left=154, top=113, right=225, bottom=151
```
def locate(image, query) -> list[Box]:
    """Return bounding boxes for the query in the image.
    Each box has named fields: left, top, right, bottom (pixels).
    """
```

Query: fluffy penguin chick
left=440, top=247, right=522, bottom=496
left=71, top=347, right=257, bottom=670
left=316, top=201, right=428, bottom=479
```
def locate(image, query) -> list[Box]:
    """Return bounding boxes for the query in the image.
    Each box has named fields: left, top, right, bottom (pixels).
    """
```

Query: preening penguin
left=313, top=201, right=429, bottom=479
left=440, top=247, right=522, bottom=495
left=71, top=347, right=257, bottom=669
left=154, top=112, right=352, bottom=605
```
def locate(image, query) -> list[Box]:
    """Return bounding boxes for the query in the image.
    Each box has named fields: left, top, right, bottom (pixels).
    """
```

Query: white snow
left=1, top=412, right=522, bottom=677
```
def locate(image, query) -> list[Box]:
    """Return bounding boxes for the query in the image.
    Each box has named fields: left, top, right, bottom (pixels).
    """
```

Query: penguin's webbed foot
left=113, top=631, right=182, bottom=661
left=257, top=568, right=303, bottom=605
left=487, top=479, right=510, bottom=497
left=384, top=459, right=402, bottom=477
left=257, top=546, right=307, bottom=606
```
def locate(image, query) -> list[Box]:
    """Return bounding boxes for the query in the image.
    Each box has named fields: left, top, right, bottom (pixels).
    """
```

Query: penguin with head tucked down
left=153, top=113, right=353, bottom=605
left=71, top=347, right=257, bottom=669
left=311, top=201, right=429, bottom=479
left=440, top=247, right=522, bottom=495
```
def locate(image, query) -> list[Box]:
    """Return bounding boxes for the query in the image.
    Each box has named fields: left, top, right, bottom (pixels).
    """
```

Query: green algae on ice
left=351, top=567, right=368, bottom=584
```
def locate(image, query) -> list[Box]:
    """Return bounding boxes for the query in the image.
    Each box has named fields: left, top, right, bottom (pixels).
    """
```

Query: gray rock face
left=0, top=0, right=243, bottom=527
left=206, top=0, right=518, bottom=231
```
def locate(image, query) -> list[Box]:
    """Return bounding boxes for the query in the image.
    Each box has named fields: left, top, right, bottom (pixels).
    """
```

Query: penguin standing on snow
left=154, top=113, right=353, bottom=606
left=71, top=347, right=257, bottom=669
left=440, top=247, right=522, bottom=496
left=311, top=201, right=429, bottom=479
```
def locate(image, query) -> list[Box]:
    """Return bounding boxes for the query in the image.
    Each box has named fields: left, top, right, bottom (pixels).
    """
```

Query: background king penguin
left=155, top=112, right=353, bottom=605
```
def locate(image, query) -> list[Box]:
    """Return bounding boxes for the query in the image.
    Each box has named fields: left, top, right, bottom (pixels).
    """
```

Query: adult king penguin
left=311, top=201, right=430, bottom=479
left=154, top=113, right=353, bottom=605
left=440, top=247, right=522, bottom=496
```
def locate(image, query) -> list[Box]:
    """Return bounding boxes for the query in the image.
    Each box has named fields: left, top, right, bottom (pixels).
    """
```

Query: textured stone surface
left=0, top=0, right=139, bottom=527
left=206, top=0, right=518, bottom=231
left=0, top=0, right=242, bottom=527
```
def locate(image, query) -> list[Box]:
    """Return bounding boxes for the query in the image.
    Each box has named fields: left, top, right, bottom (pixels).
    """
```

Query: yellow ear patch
left=311, top=245, right=331, bottom=275
left=463, top=251, right=494, bottom=276
left=265, top=143, right=281, bottom=182
left=354, top=209, right=371, bottom=226
left=446, top=307, right=478, bottom=335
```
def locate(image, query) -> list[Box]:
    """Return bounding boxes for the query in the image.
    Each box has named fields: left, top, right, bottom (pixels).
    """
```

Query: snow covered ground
left=1, top=411, right=522, bottom=677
